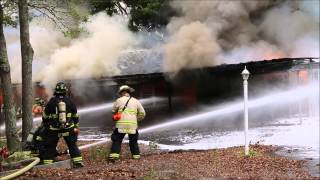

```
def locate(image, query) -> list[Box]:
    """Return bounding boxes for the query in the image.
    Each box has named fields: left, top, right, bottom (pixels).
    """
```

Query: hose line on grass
left=79, top=138, right=110, bottom=150
left=0, top=157, right=40, bottom=180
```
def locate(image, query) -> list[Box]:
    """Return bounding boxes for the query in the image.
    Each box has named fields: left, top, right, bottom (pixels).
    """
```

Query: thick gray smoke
left=164, top=0, right=319, bottom=72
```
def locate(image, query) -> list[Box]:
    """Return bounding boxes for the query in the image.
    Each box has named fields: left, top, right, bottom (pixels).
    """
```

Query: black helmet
left=54, top=82, right=67, bottom=95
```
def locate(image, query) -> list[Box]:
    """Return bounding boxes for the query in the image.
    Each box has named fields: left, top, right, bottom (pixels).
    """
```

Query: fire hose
left=0, top=157, right=40, bottom=180
left=0, top=113, right=152, bottom=179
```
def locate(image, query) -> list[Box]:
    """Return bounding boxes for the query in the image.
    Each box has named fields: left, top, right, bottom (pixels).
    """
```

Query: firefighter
left=25, top=124, right=47, bottom=155
left=32, top=98, right=44, bottom=117
left=109, top=85, right=146, bottom=161
left=39, top=82, right=83, bottom=167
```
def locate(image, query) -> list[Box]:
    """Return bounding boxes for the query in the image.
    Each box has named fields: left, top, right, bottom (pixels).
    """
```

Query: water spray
left=0, top=97, right=163, bottom=133
left=78, top=84, right=317, bottom=150
left=140, top=84, right=316, bottom=134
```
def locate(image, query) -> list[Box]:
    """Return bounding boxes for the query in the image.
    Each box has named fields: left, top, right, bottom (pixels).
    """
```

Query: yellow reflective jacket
left=112, top=95, right=146, bottom=134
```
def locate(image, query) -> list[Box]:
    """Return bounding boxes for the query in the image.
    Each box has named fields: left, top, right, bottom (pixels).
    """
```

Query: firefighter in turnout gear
left=40, top=82, right=83, bottom=167
left=32, top=97, right=45, bottom=117
left=109, top=85, right=146, bottom=161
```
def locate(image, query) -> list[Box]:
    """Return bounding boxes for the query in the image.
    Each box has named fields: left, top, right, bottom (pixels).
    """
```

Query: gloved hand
left=74, top=128, right=80, bottom=136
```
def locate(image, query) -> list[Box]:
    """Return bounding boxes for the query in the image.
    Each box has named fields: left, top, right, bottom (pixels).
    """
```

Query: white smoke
left=4, top=0, right=319, bottom=83
left=30, top=19, right=70, bottom=60
left=164, top=0, right=319, bottom=72
left=259, top=2, right=319, bottom=56
left=291, top=34, right=319, bottom=57
left=5, top=13, right=136, bottom=86
left=5, top=18, right=70, bottom=84
left=39, top=13, right=136, bottom=87
left=5, top=27, right=22, bottom=83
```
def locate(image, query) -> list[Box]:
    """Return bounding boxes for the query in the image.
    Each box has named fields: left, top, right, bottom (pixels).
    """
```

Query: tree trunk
left=0, top=4, right=21, bottom=152
left=19, top=0, right=34, bottom=142
left=0, top=79, right=3, bottom=136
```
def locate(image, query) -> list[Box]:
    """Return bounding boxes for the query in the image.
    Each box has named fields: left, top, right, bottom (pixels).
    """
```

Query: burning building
left=1, top=0, right=320, bottom=127
left=1, top=57, right=317, bottom=129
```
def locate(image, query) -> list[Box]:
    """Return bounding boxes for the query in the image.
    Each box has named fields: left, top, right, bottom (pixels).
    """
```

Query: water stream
left=140, top=84, right=317, bottom=134
left=77, top=83, right=318, bottom=151
left=0, top=97, right=162, bottom=133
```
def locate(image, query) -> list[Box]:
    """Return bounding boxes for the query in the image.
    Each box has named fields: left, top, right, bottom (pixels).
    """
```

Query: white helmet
left=118, top=85, right=135, bottom=94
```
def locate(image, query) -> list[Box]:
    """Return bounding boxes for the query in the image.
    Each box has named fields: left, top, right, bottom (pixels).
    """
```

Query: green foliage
left=3, top=0, right=177, bottom=36
left=87, top=0, right=177, bottom=32
left=5, top=151, right=32, bottom=164
left=0, top=139, right=5, bottom=148
left=1, top=0, right=18, bottom=27
left=240, top=149, right=260, bottom=157
left=89, top=147, right=109, bottom=161
left=69, top=5, right=88, bottom=23
left=63, top=27, right=82, bottom=38
left=63, top=1, right=89, bottom=38
left=88, top=0, right=119, bottom=16
left=3, top=14, right=17, bottom=27
left=126, top=0, right=177, bottom=31
left=26, top=0, right=90, bottom=38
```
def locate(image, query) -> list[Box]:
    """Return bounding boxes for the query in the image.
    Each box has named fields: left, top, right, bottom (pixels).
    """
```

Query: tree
left=126, top=0, right=176, bottom=31
left=17, top=0, right=87, bottom=141
left=18, top=0, right=34, bottom=142
left=0, top=0, right=80, bottom=150
left=0, top=1, right=20, bottom=152
left=88, top=0, right=176, bottom=31
left=27, top=0, right=89, bottom=38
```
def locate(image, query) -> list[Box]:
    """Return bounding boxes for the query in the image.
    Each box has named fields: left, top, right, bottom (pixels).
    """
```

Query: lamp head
left=241, top=66, right=250, bottom=80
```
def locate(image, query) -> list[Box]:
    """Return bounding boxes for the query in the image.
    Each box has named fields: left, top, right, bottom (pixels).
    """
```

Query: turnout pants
left=39, top=128, right=82, bottom=164
left=109, top=128, right=140, bottom=159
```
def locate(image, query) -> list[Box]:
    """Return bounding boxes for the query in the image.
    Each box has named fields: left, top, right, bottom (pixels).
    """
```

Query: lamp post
left=241, top=66, right=250, bottom=156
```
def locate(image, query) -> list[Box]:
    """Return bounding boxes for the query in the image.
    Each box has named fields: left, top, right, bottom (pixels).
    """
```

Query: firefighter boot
left=108, top=153, right=120, bottom=162
left=72, top=156, right=84, bottom=168
left=132, top=154, right=140, bottom=159
left=72, top=161, right=84, bottom=168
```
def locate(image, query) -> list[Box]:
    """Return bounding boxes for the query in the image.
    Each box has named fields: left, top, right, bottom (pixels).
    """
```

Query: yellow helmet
left=118, top=85, right=134, bottom=94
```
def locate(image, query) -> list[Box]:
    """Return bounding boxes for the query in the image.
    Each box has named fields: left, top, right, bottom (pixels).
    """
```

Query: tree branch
left=116, top=2, right=128, bottom=15
left=27, top=1, right=73, bottom=32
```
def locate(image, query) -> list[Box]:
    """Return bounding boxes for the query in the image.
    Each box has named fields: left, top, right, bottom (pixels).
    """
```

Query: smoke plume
left=40, top=13, right=136, bottom=87
left=4, top=0, right=319, bottom=83
left=164, top=21, right=220, bottom=72
left=164, top=0, right=319, bottom=72
left=5, top=18, right=70, bottom=84
left=5, top=13, right=136, bottom=87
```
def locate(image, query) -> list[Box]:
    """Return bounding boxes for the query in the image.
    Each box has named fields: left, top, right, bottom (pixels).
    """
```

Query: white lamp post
left=241, top=66, right=250, bottom=156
